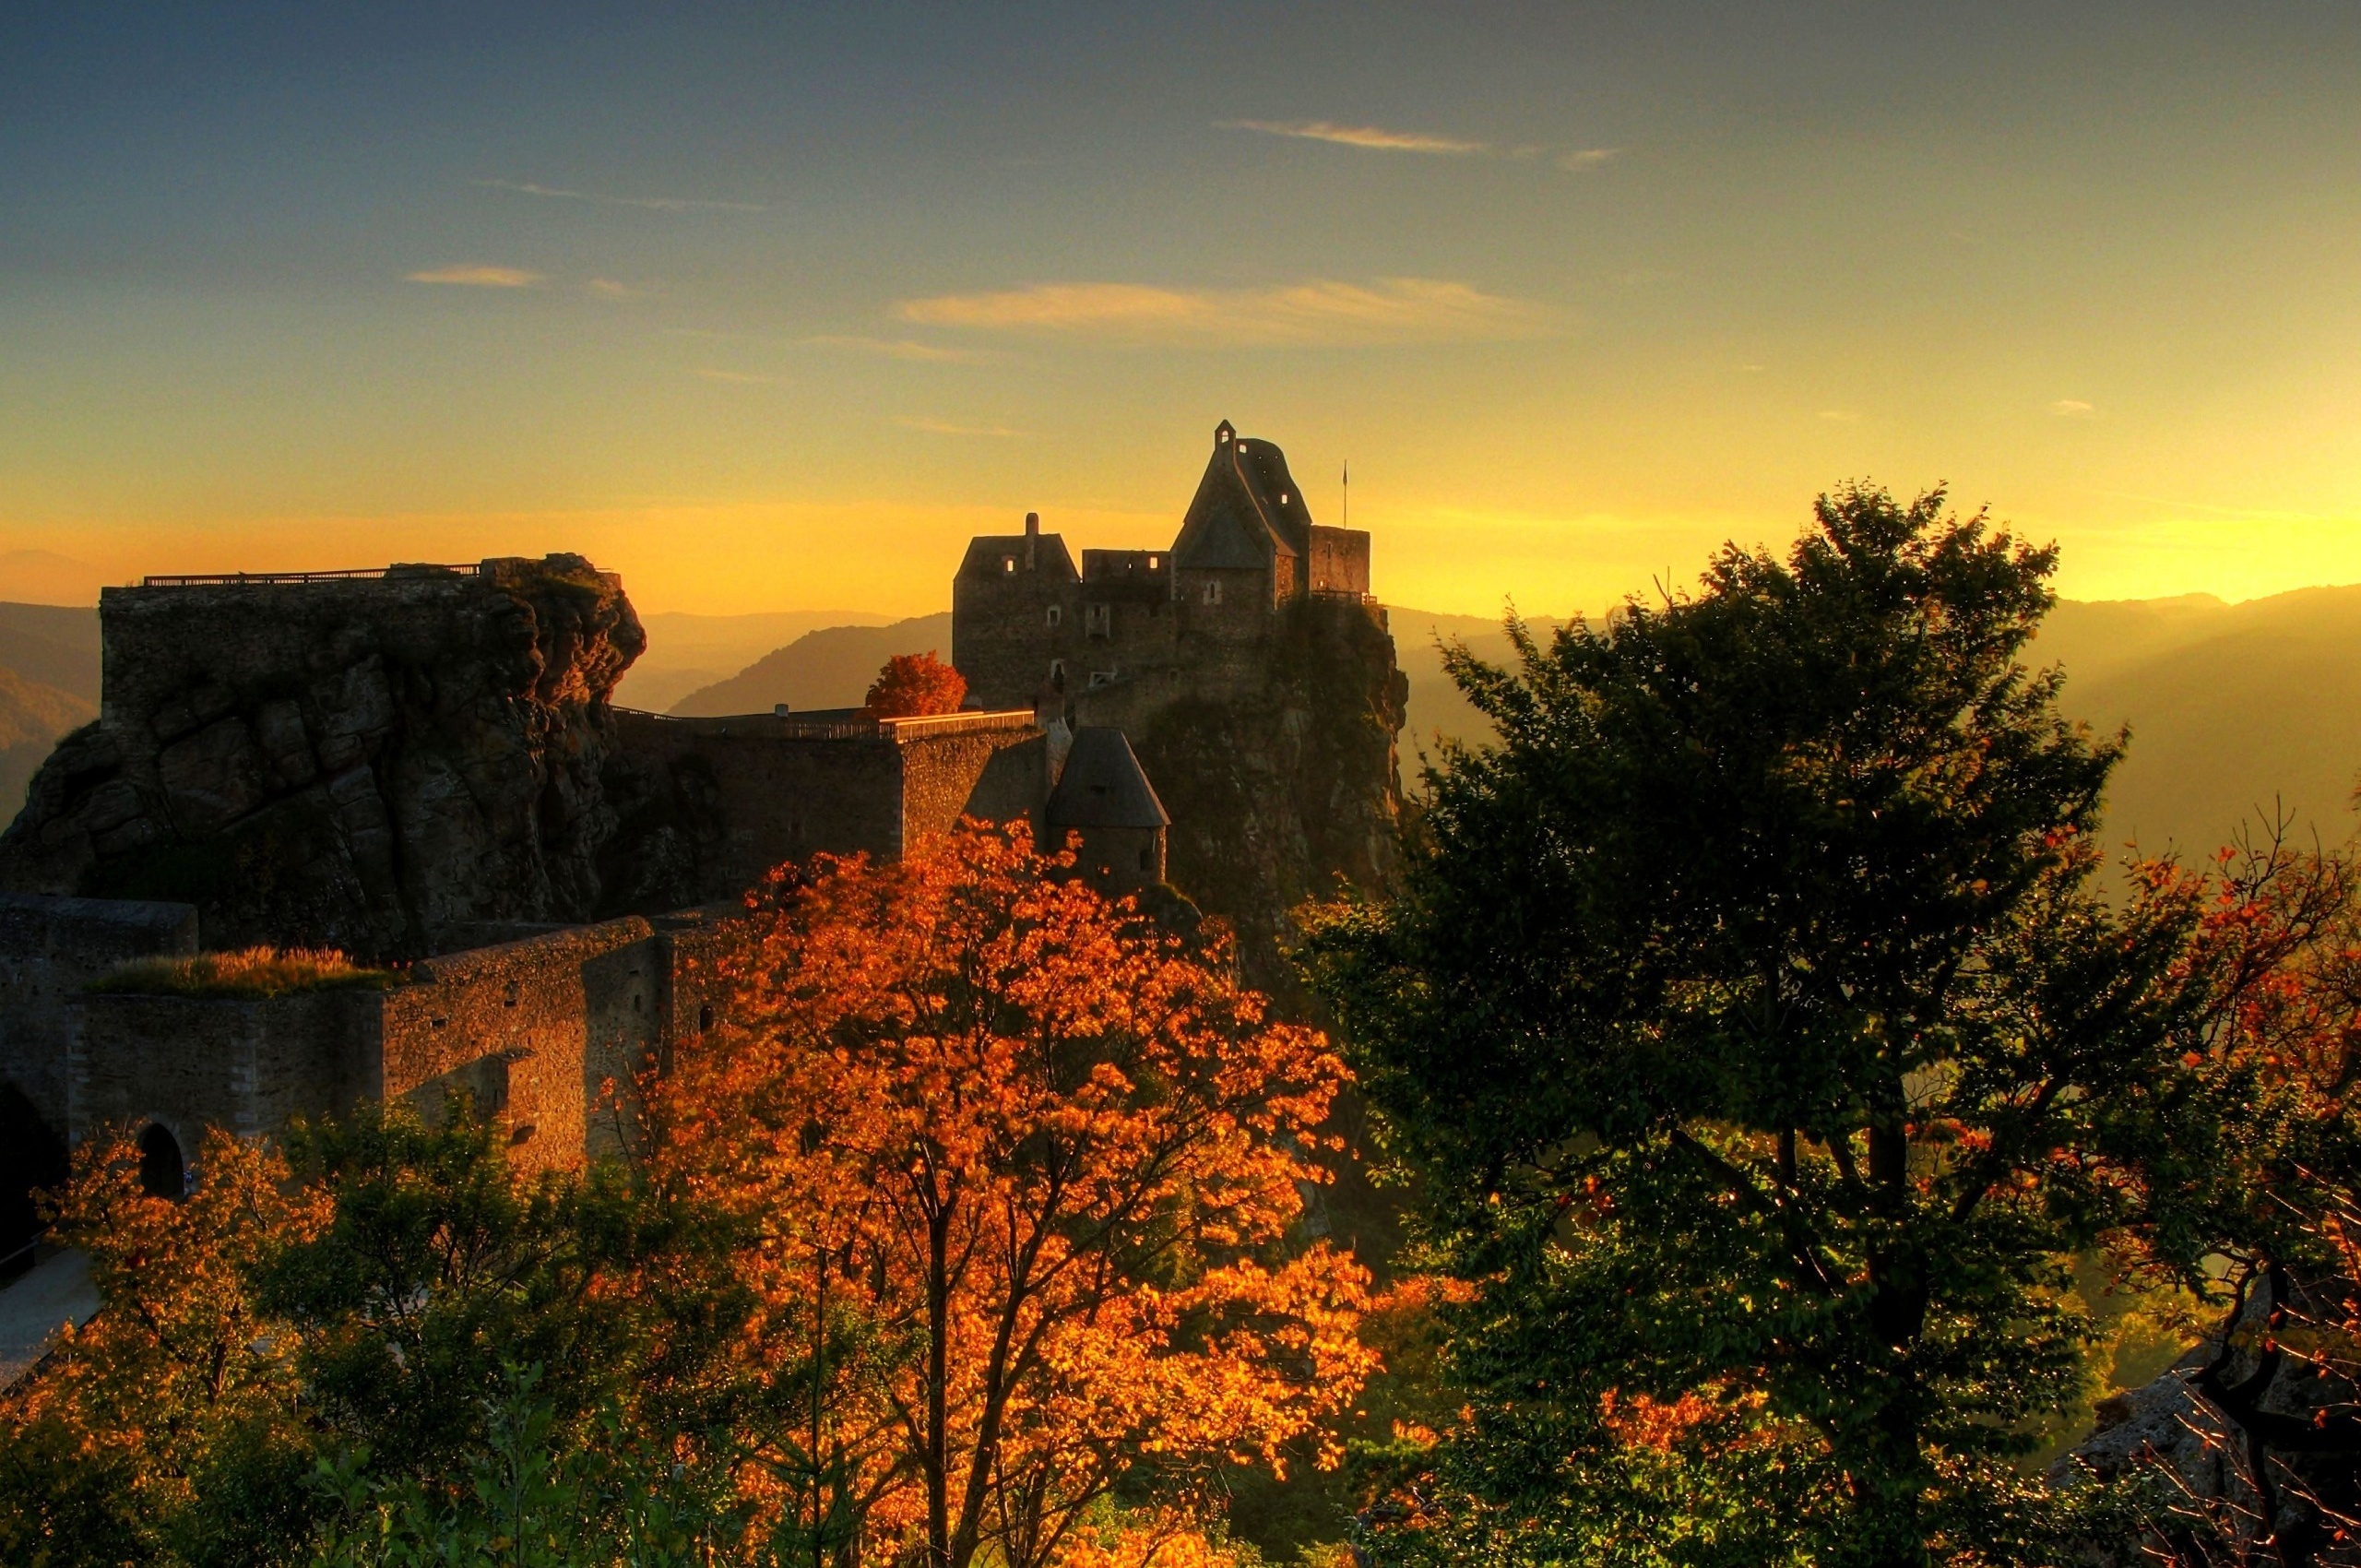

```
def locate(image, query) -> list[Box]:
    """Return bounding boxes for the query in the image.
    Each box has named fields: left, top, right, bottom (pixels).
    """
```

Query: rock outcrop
left=0, top=557, right=644, bottom=959
left=1122, top=599, right=1406, bottom=999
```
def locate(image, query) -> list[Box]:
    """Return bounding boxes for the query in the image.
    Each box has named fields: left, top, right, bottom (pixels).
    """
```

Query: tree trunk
left=927, top=1202, right=953, bottom=1568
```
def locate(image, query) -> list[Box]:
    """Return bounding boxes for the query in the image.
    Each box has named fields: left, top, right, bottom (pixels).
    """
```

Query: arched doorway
left=137, top=1123, right=186, bottom=1199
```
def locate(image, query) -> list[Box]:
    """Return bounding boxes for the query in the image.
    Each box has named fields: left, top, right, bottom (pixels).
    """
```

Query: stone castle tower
left=952, top=420, right=1373, bottom=727
left=951, top=421, right=1404, bottom=995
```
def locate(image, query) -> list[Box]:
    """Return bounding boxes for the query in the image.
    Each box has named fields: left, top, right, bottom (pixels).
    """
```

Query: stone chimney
left=1025, top=511, right=1038, bottom=570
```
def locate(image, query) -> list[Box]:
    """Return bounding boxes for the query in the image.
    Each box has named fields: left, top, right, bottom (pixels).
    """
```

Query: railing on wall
left=612, top=707, right=1038, bottom=742
left=138, top=564, right=486, bottom=588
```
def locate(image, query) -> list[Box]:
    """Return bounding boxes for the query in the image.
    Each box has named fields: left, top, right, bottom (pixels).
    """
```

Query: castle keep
left=954, top=420, right=1374, bottom=727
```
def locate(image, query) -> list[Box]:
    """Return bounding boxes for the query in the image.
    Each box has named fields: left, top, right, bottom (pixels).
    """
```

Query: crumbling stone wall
left=0, top=557, right=644, bottom=960
left=601, top=710, right=1044, bottom=909
left=60, top=910, right=742, bottom=1174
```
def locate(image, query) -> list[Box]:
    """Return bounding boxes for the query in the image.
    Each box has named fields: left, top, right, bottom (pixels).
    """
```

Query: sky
left=4, top=2, right=2361, bottom=618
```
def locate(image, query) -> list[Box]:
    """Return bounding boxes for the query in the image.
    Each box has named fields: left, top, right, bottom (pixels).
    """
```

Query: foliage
left=864, top=651, right=967, bottom=719
left=89, top=945, right=399, bottom=998
left=1302, top=485, right=2361, bottom=1567
left=305, top=1365, right=753, bottom=1568
left=651, top=823, right=1375, bottom=1568
left=0, top=1106, right=759, bottom=1567
left=0, top=1127, right=325, bottom=1565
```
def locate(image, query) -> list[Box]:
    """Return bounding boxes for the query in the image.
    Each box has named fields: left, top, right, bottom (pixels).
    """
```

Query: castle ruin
left=0, top=421, right=1402, bottom=1288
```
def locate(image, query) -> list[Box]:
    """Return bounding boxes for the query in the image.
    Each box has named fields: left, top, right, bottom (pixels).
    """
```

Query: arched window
left=697, top=1003, right=715, bottom=1035
left=138, top=1123, right=185, bottom=1199
left=1050, top=660, right=1066, bottom=693
left=1203, top=579, right=1222, bottom=605
left=1046, top=604, right=1062, bottom=628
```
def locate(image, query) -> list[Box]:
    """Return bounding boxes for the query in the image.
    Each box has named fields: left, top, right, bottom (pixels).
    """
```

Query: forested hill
left=1391, top=586, right=2361, bottom=864
left=0, top=604, right=99, bottom=816
left=665, top=614, right=953, bottom=717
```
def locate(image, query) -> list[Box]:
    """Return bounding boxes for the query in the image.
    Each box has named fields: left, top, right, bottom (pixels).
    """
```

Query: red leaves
left=650, top=822, right=1374, bottom=1566
left=863, top=650, right=968, bottom=719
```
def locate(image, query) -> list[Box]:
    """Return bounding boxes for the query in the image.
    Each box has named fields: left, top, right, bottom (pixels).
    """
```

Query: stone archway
left=0, top=1084, right=68, bottom=1280
left=136, top=1123, right=186, bottom=1199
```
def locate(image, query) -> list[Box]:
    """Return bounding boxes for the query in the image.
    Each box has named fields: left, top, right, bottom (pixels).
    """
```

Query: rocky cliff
left=1121, top=599, right=1406, bottom=1000
left=0, top=557, right=644, bottom=960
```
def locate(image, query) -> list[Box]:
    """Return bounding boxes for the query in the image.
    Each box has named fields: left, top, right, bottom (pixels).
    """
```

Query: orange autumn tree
left=651, top=824, right=1374, bottom=1568
left=864, top=651, right=967, bottom=719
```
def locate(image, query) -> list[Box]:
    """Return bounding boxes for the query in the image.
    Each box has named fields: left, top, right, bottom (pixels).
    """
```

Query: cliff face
left=1122, top=600, right=1406, bottom=998
left=0, top=557, right=644, bottom=960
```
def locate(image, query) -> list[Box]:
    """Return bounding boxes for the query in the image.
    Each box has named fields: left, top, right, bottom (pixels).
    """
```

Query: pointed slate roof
left=1170, top=421, right=1316, bottom=570
left=1045, top=728, right=1170, bottom=830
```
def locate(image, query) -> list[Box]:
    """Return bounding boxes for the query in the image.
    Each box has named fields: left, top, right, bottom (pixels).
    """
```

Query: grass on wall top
left=89, top=946, right=400, bottom=1000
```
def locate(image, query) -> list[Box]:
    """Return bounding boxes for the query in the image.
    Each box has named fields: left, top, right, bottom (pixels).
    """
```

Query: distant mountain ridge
left=1388, top=587, right=2361, bottom=863
left=0, top=603, right=101, bottom=815
left=668, top=614, right=955, bottom=717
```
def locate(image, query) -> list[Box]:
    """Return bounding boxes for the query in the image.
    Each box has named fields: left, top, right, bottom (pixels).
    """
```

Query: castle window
left=1147, top=554, right=1160, bottom=569
left=1086, top=603, right=1111, bottom=637
left=1050, top=660, right=1065, bottom=693
left=1279, top=493, right=1289, bottom=505
left=1203, top=579, right=1222, bottom=605
left=138, top=1123, right=185, bottom=1199
left=1088, top=670, right=1116, bottom=689
left=1002, top=556, right=1015, bottom=574
left=1138, top=846, right=1154, bottom=872
left=1046, top=605, right=1062, bottom=628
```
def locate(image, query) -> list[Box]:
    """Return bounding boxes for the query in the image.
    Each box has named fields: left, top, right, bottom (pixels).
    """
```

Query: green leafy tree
left=1304, top=485, right=2361, bottom=1567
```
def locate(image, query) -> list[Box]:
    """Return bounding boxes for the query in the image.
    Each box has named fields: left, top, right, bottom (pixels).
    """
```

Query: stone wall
left=57, top=908, right=753, bottom=1175
left=0, top=893, right=197, bottom=1256
left=0, top=893, right=197, bottom=1137
left=603, top=709, right=1045, bottom=907
left=75, top=989, right=379, bottom=1160
left=1307, top=528, right=1371, bottom=597
left=0, top=557, right=645, bottom=961
left=382, top=917, right=664, bottom=1169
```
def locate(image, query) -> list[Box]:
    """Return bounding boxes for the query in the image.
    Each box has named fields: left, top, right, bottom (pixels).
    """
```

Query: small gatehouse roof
left=1045, top=728, right=1170, bottom=830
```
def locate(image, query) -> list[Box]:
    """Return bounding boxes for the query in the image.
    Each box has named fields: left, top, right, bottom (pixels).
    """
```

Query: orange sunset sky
left=6, top=4, right=2360, bottom=619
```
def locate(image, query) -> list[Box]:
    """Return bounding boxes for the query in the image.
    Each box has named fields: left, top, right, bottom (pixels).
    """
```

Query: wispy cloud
left=475, top=178, right=766, bottom=212
left=896, top=277, right=1558, bottom=348
left=1217, top=119, right=1489, bottom=155
left=693, top=368, right=776, bottom=385
left=1219, top=120, right=1621, bottom=173
left=406, top=264, right=542, bottom=287
left=896, top=417, right=1028, bottom=438
left=586, top=279, right=657, bottom=301
left=2051, top=398, right=2096, bottom=417
left=805, top=335, right=986, bottom=363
